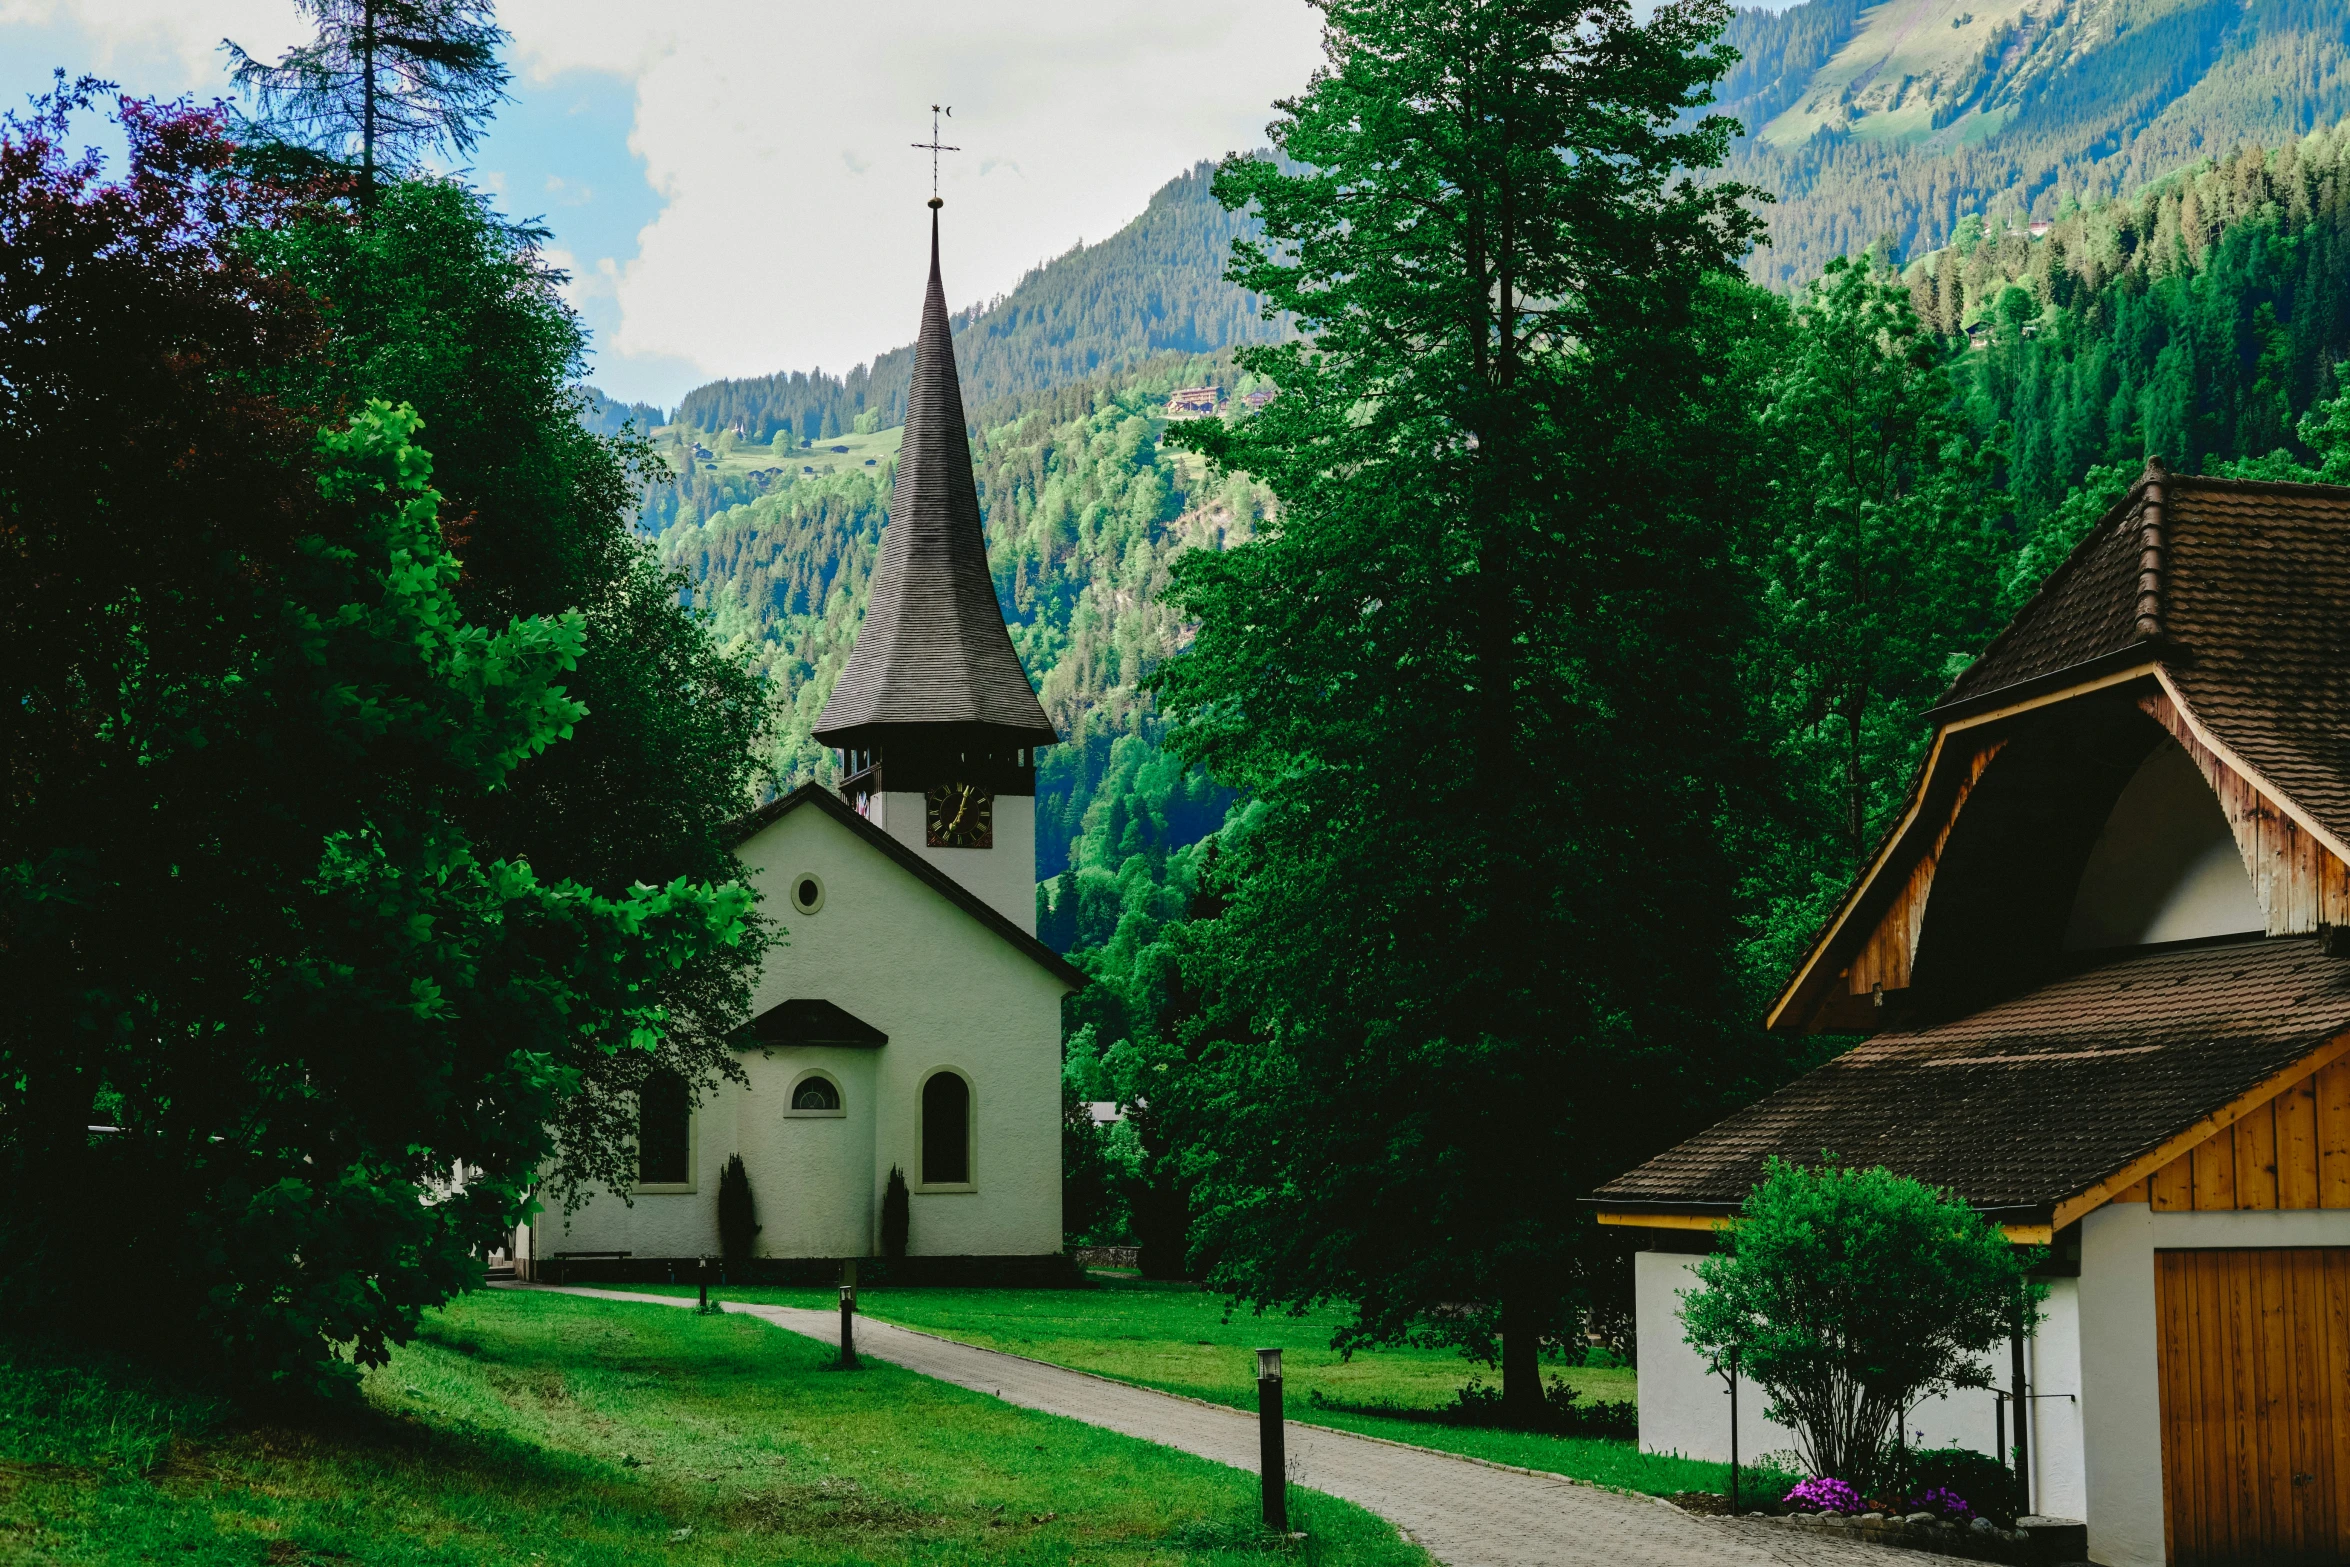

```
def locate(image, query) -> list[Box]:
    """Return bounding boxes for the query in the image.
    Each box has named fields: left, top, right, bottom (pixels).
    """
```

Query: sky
left=0, top=0, right=1329, bottom=409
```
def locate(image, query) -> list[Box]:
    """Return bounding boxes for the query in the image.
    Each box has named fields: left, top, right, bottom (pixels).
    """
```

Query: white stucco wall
left=532, top=795, right=1066, bottom=1263
left=2065, top=740, right=2262, bottom=949
left=2075, top=1202, right=2350, bottom=1567
left=865, top=788, right=1038, bottom=935
left=1634, top=1249, right=2082, bottom=1512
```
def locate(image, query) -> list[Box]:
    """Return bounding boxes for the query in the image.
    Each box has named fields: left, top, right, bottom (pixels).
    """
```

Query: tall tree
left=1743, top=255, right=2002, bottom=985
left=246, top=176, right=777, bottom=1202
left=225, top=0, right=510, bottom=194
left=1159, top=0, right=1771, bottom=1417
left=0, top=89, right=751, bottom=1384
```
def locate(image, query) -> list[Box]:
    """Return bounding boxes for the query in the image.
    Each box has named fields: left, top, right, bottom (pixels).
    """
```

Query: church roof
left=1937, top=467, right=2350, bottom=848
left=811, top=213, right=1057, bottom=748
left=1598, top=935, right=2350, bottom=1218
left=727, top=782, right=1086, bottom=991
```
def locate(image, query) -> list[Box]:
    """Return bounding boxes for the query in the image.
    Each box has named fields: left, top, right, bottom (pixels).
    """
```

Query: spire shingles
left=813, top=213, right=1056, bottom=748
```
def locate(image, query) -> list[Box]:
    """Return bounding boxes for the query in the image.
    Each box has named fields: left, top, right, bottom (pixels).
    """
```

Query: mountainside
left=1716, top=0, right=2350, bottom=287
left=664, top=161, right=1283, bottom=444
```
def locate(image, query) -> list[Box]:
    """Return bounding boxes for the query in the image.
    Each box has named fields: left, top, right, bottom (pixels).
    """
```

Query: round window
left=790, top=872, right=825, bottom=915
left=792, top=1076, right=841, bottom=1111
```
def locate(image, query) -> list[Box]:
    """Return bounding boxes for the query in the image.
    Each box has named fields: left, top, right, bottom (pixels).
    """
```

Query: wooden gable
left=1776, top=675, right=2350, bottom=1036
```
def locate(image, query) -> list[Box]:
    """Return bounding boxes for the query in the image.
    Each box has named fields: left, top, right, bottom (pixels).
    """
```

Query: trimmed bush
left=716, top=1154, right=759, bottom=1268
left=880, top=1165, right=910, bottom=1259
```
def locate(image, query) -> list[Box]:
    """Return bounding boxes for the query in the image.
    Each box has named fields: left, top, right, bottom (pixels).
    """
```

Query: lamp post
left=839, top=1282, right=859, bottom=1369
left=697, top=1253, right=712, bottom=1312
left=1712, top=1347, right=1741, bottom=1514
left=1256, top=1347, right=1287, bottom=1534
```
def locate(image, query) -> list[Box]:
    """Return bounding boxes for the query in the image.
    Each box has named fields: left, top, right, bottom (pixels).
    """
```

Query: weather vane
left=912, top=104, right=959, bottom=209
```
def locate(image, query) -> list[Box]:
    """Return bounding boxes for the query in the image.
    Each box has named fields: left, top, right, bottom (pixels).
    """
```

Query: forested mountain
left=577, top=384, right=666, bottom=437
left=1715, top=0, right=2350, bottom=289
left=666, top=161, right=1285, bottom=443
left=657, top=352, right=1268, bottom=893
left=1913, top=122, right=2350, bottom=547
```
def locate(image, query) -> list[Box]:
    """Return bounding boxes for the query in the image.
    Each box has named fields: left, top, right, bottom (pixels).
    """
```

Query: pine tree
left=225, top=0, right=511, bottom=195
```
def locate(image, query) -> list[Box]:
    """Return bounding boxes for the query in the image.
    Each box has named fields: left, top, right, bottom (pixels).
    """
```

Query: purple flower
left=1908, top=1486, right=1974, bottom=1522
left=1783, top=1477, right=1864, bottom=1514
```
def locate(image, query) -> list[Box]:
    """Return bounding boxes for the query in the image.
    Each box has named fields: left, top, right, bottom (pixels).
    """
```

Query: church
left=1598, top=466, right=2350, bottom=1567
left=514, top=203, right=1081, bottom=1279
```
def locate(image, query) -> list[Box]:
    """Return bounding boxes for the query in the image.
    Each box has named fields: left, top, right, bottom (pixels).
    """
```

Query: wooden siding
left=2155, top=1247, right=2350, bottom=1566
left=2147, top=1062, right=2350, bottom=1211
left=2142, top=692, right=2350, bottom=934
left=1845, top=740, right=2007, bottom=997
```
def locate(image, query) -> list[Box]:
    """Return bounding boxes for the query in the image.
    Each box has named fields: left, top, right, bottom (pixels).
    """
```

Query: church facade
left=515, top=205, right=1079, bottom=1277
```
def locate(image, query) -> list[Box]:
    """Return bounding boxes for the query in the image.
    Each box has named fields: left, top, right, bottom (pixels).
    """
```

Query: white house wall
left=532, top=799, right=1065, bottom=1264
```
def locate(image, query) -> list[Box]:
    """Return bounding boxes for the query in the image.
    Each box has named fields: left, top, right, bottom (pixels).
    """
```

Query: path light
left=839, top=1282, right=859, bottom=1369
left=1256, top=1347, right=1287, bottom=1533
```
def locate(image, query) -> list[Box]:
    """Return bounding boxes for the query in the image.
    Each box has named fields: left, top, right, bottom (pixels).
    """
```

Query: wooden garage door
left=2157, top=1248, right=2350, bottom=1565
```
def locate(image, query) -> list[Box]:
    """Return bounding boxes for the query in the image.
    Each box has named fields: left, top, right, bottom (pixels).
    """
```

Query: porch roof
left=1597, top=934, right=2350, bottom=1216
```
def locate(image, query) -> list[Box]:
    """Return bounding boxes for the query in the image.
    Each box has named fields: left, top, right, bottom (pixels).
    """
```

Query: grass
left=635, top=1277, right=1764, bottom=1499
left=0, top=1289, right=1430, bottom=1567
left=671, top=424, right=903, bottom=484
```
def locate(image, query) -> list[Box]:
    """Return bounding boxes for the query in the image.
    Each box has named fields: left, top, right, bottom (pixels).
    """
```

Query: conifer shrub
left=880, top=1166, right=910, bottom=1259
left=716, top=1154, right=759, bottom=1268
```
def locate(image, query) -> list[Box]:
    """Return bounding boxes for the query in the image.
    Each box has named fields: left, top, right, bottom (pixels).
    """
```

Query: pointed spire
left=813, top=209, right=1058, bottom=749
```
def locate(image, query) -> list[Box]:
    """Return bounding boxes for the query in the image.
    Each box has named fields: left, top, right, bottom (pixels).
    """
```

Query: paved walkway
left=521, top=1283, right=1879, bottom=1567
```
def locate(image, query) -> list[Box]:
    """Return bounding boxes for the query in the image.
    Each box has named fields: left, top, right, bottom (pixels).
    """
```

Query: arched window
left=791, top=1074, right=841, bottom=1112
left=637, top=1067, right=691, bottom=1186
left=921, top=1071, right=971, bottom=1185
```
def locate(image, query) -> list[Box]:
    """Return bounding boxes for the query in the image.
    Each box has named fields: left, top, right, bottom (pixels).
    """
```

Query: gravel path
left=520, top=1283, right=1881, bottom=1567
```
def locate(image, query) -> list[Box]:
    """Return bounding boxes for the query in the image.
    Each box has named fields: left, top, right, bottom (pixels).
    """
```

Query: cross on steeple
left=911, top=104, right=959, bottom=209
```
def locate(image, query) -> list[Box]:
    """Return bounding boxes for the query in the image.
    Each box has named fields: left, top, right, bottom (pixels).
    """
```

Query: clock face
left=925, top=781, right=995, bottom=849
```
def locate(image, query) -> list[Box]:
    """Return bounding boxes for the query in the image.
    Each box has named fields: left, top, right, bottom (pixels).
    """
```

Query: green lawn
left=0, top=1289, right=1428, bottom=1567
left=675, top=423, right=903, bottom=482
left=637, top=1277, right=1764, bottom=1499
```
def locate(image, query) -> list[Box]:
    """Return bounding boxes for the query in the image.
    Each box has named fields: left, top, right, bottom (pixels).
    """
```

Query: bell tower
left=811, top=199, right=1059, bottom=933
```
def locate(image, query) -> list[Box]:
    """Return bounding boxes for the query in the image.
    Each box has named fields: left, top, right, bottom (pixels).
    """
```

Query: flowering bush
left=1907, top=1486, right=1974, bottom=1522
left=1783, top=1477, right=1864, bottom=1514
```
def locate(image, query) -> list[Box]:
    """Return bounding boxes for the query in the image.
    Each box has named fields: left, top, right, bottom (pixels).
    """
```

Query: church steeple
left=813, top=203, right=1055, bottom=933
left=813, top=208, right=1056, bottom=752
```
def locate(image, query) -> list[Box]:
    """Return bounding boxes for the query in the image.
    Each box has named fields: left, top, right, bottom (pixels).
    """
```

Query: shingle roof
left=1599, top=936, right=2350, bottom=1214
left=1938, top=470, right=2350, bottom=847
left=2162, top=479, right=2350, bottom=849
left=812, top=212, right=1057, bottom=747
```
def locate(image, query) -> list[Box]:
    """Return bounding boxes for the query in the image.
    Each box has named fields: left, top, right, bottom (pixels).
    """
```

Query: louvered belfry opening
left=813, top=205, right=1057, bottom=795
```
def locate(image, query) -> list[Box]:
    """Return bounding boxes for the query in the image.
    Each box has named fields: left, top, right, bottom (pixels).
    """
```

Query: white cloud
left=4, top=0, right=1326, bottom=399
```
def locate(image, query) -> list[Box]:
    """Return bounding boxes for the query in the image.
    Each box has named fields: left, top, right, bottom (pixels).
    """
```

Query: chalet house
left=1596, top=466, right=2350, bottom=1567
left=1164, top=385, right=1222, bottom=419
left=514, top=207, right=1078, bottom=1281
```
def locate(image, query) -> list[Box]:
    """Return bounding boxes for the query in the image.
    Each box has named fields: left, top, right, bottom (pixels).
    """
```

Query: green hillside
left=1715, top=0, right=2350, bottom=287
left=664, top=161, right=1285, bottom=445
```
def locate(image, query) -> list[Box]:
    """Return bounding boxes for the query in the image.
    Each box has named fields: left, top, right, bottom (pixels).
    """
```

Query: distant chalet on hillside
left=1163, top=385, right=1221, bottom=419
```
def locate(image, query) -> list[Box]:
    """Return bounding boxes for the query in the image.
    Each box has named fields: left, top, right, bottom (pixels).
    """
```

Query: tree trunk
left=1501, top=1283, right=1543, bottom=1425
